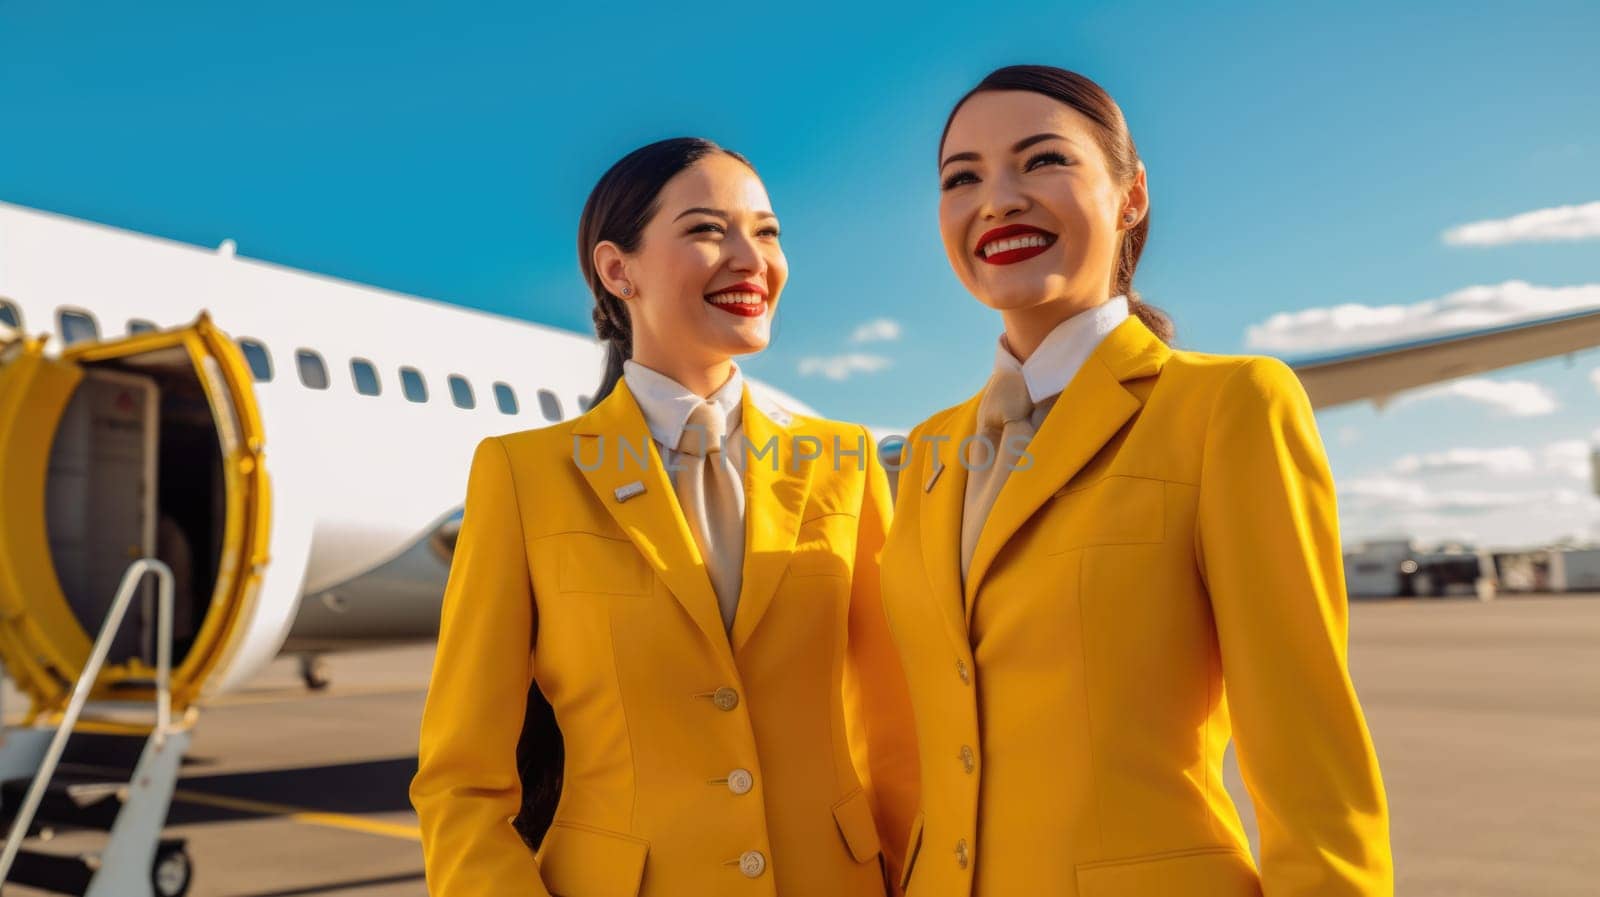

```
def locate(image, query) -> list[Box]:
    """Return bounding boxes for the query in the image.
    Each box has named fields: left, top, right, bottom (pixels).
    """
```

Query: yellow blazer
left=410, top=379, right=919, bottom=897
left=881, top=314, right=1392, bottom=896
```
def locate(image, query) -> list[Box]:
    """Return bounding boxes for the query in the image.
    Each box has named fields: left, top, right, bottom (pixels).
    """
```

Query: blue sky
left=3, top=1, right=1598, bottom=546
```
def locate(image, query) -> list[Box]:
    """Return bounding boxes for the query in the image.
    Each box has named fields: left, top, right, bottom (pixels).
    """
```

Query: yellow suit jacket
left=410, top=380, right=919, bottom=897
left=881, top=314, right=1392, bottom=896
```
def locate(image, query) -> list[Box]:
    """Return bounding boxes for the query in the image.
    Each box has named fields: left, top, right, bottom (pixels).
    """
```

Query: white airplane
left=3, top=198, right=1599, bottom=722
left=0, top=199, right=829, bottom=724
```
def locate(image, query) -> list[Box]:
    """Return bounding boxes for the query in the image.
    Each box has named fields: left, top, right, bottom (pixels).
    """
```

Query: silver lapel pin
left=614, top=480, right=646, bottom=503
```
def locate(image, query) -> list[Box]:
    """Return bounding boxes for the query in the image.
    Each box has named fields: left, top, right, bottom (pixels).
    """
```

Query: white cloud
left=1338, top=437, right=1600, bottom=546
left=850, top=318, right=902, bottom=343
left=1245, top=280, right=1600, bottom=354
left=1339, top=475, right=1562, bottom=516
left=1382, top=440, right=1596, bottom=480
left=1541, top=439, right=1592, bottom=480
left=1391, top=447, right=1536, bottom=476
left=797, top=353, right=892, bottom=381
left=1389, top=378, right=1558, bottom=417
left=1338, top=468, right=1600, bottom=547
left=1443, top=200, right=1600, bottom=246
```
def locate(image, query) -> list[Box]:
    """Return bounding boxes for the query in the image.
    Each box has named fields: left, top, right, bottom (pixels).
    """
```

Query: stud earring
left=621, top=286, right=632, bottom=297
left=1122, top=210, right=1137, bottom=225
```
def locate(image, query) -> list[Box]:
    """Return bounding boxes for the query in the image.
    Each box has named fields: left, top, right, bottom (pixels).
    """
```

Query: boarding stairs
left=0, top=559, right=194, bottom=897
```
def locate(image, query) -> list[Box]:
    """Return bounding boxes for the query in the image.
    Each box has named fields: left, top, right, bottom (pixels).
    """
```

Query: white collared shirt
left=624, top=360, right=744, bottom=458
left=991, top=295, right=1129, bottom=427
left=623, top=360, right=749, bottom=528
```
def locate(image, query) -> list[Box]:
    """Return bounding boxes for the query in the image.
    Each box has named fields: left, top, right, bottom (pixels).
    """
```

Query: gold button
left=739, top=849, right=766, bottom=878
left=959, top=745, right=975, bottom=774
left=955, top=838, right=970, bottom=869
left=956, top=659, right=971, bottom=684
left=712, top=687, right=740, bottom=711
left=727, top=768, right=754, bottom=795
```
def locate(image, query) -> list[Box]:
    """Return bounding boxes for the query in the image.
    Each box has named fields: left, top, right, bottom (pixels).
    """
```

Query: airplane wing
left=1287, top=307, right=1600, bottom=409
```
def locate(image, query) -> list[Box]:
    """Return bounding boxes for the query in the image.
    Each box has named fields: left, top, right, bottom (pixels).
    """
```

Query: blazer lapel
left=963, top=314, right=1172, bottom=614
left=920, top=392, right=981, bottom=658
left=573, top=380, right=731, bottom=664
left=729, top=392, right=811, bottom=656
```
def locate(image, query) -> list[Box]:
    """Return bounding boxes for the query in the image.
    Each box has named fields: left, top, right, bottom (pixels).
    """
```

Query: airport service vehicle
left=1546, top=546, right=1600, bottom=592
left=1406, top=544, right=1497, bottom=598
left=1344, top=539, right=1416, bottom=597
left=1345, top=539, right=1497, bottom=598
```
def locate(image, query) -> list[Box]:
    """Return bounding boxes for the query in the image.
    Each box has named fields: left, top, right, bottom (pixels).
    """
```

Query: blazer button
left=955, top=838, right=970, bottom=869
left=712, top=687, right=740, bottom=711
left=959, top=745, right=975, bottom=774
left=956, top=659, right=971, bottom=685
left=727, top=768, right=754, bottom=795
left=739, top=850, right=767, bottom=878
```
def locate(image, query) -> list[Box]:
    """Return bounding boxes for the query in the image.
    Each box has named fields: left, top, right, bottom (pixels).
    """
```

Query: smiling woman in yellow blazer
left=881, top=67, right=1393, bottom=896
left=410, top=138, right=918, bottom=897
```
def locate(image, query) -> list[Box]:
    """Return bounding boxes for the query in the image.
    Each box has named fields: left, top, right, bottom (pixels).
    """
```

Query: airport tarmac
left=2, top=593, right=1597, bottom=896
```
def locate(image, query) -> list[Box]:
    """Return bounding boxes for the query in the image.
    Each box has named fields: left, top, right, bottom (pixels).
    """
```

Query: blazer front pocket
left=830, top=787, right=882, bottom=863
left=1040, top=475, right=1165, bottom=555
left=538, top=821, right=650, bottom=897
left=898, top=811, right=926, bottom=891
left=558, top=533, right=653, bottom=596
left=1075, top=844, right=1260, bottom=897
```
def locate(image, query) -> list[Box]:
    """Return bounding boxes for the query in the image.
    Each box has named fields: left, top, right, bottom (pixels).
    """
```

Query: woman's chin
left=702, top=320, right=771, bottom=356
left=973, top=283, right=1054, bottom=313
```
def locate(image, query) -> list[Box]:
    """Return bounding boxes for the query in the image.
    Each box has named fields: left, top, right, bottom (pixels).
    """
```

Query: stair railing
left=0, top=558, right=174, bottom=883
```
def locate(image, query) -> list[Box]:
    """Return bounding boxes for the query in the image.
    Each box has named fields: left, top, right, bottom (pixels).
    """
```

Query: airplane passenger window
left=351, top=359, right=381, bottom=396
left=296, top=349, right=330, bottom=390
left=127, top=319, right=158, bottom=334
left=58, top=308, right=100, bottom=344
left=0, top=299, right=20, bottom=328
left=538, top=389, right=563, bottom=421
left=238, top=338, right=273, bottom=381
left=578, top=394, right=593, bottom=411
left=400, top=367, right=428, bottom=403
left=493, top=382, right=518, bottom=415
left=449, top=375, right=476, bottom=410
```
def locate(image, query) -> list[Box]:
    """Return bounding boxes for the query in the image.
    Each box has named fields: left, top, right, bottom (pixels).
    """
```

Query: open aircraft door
left=0, top=314, right=269, bottom=726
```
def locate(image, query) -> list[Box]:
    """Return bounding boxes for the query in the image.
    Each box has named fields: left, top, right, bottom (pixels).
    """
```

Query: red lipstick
left=974, top=224, right=1057, bottom=266
left=704, top=281, right=769, bottom=318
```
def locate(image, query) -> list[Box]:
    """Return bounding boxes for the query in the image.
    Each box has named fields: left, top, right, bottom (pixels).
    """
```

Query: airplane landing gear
left=299, top=654, right=330, bottom=691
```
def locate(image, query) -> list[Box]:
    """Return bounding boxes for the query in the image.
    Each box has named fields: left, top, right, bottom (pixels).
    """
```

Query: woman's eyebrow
left=673, top=207, right=778, bottom=221
left=1012, top=132, right=1069, bottom=153
left=674, top=206, right=728, bottom=221
left=940, top=133, right=1071, bottom=171
left=939, top=151, right=979, bottom=171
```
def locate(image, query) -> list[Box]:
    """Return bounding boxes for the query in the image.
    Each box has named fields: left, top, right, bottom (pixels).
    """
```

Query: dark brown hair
left=578, top=137, right=755, bottom=403
left=942, top=65, right=1176, bottom=346
left=512, top=138, right=756, bottom=848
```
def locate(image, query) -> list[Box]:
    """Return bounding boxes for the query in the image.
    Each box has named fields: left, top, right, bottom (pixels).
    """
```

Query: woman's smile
left=704, top=280, right=769, bottom=318
left=975, top=223, right=1059, bottom=265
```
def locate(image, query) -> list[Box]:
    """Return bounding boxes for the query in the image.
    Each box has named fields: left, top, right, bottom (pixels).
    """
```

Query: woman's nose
left=979, top=173, right=1029, bottom=220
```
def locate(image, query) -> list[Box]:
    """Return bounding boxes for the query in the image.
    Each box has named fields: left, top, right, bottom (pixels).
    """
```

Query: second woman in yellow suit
left=880, top=67, right=1393, bottom=896
left=410, top=138, right=918, bottom=896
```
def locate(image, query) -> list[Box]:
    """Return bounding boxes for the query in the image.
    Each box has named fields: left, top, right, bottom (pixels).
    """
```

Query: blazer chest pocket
left=558, top=533, right=653, bottom=596
left=1040, top=475, right=1165, bottom=556
left=788, top=512, right=857, bottom=580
